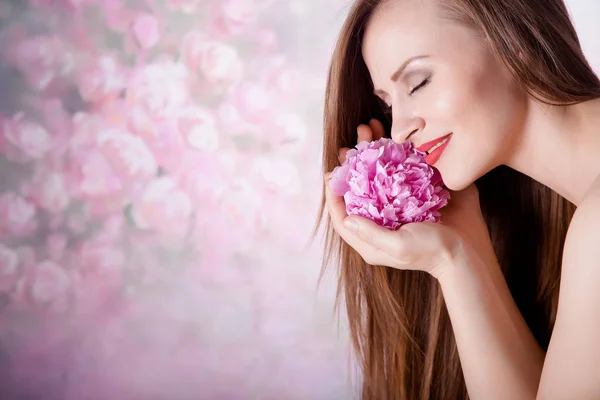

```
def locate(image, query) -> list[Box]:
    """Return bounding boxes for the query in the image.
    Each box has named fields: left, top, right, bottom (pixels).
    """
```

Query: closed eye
left=376, top=77, right=430, bottom=118
left=409, top=77, right=431, bottom=96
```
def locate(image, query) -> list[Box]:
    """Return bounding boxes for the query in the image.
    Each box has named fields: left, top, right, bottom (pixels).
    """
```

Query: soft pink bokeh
left=0, top=0, right=354, bottom=398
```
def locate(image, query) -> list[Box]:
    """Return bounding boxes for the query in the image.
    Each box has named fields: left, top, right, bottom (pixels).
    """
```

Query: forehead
left=361, top=0, right=447, bottom=75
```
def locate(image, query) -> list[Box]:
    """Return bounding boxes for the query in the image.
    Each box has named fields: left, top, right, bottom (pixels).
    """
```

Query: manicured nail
left=344, top=218, right=358, bottom=233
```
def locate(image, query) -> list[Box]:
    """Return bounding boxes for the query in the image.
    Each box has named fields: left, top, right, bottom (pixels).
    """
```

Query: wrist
left=428, top=237, right=466, bottom=281
left=435, top=237, right=501, bottom=291
left=433, top=237, right=484, bottom=285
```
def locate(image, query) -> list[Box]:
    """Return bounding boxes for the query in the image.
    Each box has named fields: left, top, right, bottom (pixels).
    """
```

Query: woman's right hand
left=326, top=119, right=498, bottom=279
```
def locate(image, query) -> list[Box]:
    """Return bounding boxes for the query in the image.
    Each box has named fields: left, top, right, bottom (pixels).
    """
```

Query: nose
left=391, top=115, right=425, bottom=143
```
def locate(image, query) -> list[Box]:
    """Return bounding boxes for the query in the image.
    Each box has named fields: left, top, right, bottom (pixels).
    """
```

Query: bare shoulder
left=536, top=174, right=600, bottom=400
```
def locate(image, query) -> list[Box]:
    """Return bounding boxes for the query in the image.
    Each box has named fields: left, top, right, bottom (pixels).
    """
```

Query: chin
left=435, top=145, right=499, bottom=191
left=436, top=165, right=480, bottom=192
left=439, top=160, right=500, bottom=192
left=440, top=176, right=472, bottom=191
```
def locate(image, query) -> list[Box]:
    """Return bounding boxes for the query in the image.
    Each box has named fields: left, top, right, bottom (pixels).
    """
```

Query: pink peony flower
left=76, top=54, right=127, bottom=104
left=172, top=149, right=235, bottom=204
left=250, top=28, right=278, bottom=54
left=260, top=55, right=299, bottom=101
left=230, top=81, right=273, bottom=125
left=20, top=260, right=72, bottom=312
left=33, top=98, right=72, bottom=158
left=131, top=13, right=160, bottom=49
left=0, top=113, right=53, bottom=162
left=100, top=130, right=157, bottom=178
left=7, top=35, right=73, bottom=91
left=127, top=107, right=186, bottom=171
left=198, top=40, right=244, bottom=91
left=0, top=192, right=38, bottom=238
left=216, top=99, right=255, bottom=138
left=64, top=113, right=156, bottom=216
left=126, top=59, right=191, bottom=118
left=329, top=139, right=450, bottom=230
left=180, top=30, right=206, bottom=71
left=131, top=176, right=194, bottom=241
left=102, top=0, right=144, bottom=35
left=177, top=105, right=220, bottom=152
left=69, top=116, right=157, bottom=201
left=29, top=169, right=71, bottom=214
left=210, top=0, right=257, bottom=37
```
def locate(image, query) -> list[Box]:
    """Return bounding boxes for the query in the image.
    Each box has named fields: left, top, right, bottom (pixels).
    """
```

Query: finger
left=357, top=124, right=373, bottom=144
left=324, top=176, right=405, bottom=267
left=324, top=192, right=397, bottom=265
left=343, top=216, right=413, bottom=262
left=338, top=147, right=350, bottom=164
left=369, top=119, right=385, bottom=140
left=339, top=122, right=382, bottom=164
left=324, top=175, right=352, bottom=238
left=359, top=243, right=401, bottom=268
left=324, top=176, right=372, bottom=249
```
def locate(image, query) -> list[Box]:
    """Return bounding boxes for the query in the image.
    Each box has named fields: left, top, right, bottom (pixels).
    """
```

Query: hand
left=324, top=119, right=495, bottom=280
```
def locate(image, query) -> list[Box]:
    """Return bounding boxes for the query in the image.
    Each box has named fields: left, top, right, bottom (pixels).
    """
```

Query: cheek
left=427, top=77, right=479, bottom=135
left=444, top=70, right=517, bottom=148
left=469, top=65, right=524, bottom=135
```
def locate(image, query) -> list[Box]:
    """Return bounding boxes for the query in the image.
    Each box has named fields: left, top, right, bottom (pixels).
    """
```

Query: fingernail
left=343, top=218, right=358, bottom=233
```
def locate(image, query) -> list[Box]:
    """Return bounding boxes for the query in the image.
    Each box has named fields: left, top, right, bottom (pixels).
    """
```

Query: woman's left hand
left=324, top=120, right=496, bottom=280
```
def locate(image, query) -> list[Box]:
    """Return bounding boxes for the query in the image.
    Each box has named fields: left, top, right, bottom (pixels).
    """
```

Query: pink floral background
left=0, top=0, right=597, bottom=399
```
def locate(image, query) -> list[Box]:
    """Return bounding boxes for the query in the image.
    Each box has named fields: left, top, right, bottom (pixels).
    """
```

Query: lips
left=416, top=133, right=453, bottom=154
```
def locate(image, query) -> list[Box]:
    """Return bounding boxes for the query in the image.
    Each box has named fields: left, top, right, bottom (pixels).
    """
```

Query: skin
left=360, top=0, right=600, bottom=201
left=325, top=0, right=600, bottom=398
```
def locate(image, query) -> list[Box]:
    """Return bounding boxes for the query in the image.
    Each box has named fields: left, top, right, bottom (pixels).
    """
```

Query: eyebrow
left=373, top=55, right=430, bottom=98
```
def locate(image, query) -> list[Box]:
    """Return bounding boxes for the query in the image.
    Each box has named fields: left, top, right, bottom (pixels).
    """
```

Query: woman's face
left=362, top=0, right=527, bottom=190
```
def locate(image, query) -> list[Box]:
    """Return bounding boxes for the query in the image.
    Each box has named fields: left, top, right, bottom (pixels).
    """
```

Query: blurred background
left=0, top=0, right=597, bottom=399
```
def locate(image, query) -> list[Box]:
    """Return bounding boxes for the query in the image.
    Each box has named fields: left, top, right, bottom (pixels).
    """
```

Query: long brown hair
left=313, top=0, right=600, bottom=399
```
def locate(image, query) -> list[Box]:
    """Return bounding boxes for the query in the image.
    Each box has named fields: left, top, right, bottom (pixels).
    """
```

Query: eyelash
left=409, top=76, right=431, bottom=95
left=381, top=77, right=431, bottom=116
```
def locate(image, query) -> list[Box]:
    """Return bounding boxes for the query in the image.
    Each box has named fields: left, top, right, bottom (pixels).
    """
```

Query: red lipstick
left=416, top=133, right=452, bottom=166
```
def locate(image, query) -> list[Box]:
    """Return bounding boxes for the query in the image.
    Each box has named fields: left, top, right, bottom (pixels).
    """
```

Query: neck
left=505, top=97, right=600, bottom=206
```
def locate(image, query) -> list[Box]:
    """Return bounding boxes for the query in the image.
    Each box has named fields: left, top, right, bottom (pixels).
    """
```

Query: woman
left=314, top=0, right=600, bottom=399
